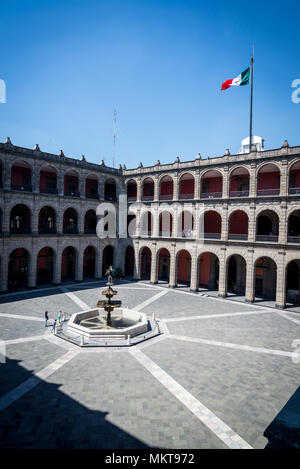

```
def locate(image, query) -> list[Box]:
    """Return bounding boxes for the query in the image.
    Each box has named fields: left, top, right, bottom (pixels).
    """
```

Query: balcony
left=288, top=236, right=300, bottom=244
left=40, top=187, right=58, bottom=195
left=127, top=197, right=137, bottom=203
left=39, top=228, right=56, bottom=235
left=204, top=233, right=221, bottom=239
left=256, top=234, right=278, bottom=242
left=288, top=187, right=300, bottom=195
left=104, top=195, right=117, bottom=202
left=257, top=189, right=280, bottom=196
left=179, top=193, right=194, bottom=200
left=142, top=195, right=154, bottom=201
left=86, top=193, right=99, bottom=200
left=64, top=228, right=78, bottom=235
left=10, top=227, right=31, bottom=234
left=201, top=192, right=222, bottom=199
left=159, top=194, right=173, bottom=200
left=11, top=184, right=32, bottom=192
left=228, top=234, right=248, bottom=241
left=229, top=190, right=249, bottom=198
left=65, top=190, right=80, bottom=198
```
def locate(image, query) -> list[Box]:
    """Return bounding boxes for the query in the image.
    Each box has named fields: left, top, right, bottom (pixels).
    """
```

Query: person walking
left=44, top=311, right=49, bottom=328
left=51, top=319, right=57, bottom=334
left=58, top=311, right=62, bottom=324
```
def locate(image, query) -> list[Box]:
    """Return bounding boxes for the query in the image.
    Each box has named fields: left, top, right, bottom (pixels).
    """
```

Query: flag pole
left=249, top=49, right=254, bottom=152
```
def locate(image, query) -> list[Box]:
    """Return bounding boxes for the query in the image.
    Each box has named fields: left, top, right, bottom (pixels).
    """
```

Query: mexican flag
left=221, top=67, right=250, bottom=91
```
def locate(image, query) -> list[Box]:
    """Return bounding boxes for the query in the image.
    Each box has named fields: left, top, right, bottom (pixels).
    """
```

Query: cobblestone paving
left=0, top=281, right=299, bottom=449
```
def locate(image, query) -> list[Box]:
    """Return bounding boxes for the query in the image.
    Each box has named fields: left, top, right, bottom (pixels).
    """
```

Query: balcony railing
left=63, top=228, right=78, bottom=234
left=256, top=234, right=278, bottom=242
left=229, top=190, right=249, bottom=198
left=142, top=195, right=154, bottom=201
left=104, top=195, right=117, bottom=202
left=10, top=227, right=31, bottom=234
left=39, top=228, right=56, bottom=234
left=40, top=187, right=58, bottom=195
left=85, top=193, right=99, bottom=199
left=201, top=192, right=222, bottom=199
left=11, top=184, right=32, bottom=192
left=127, top=197, right=137, bottom=203
left=179, top=193, right=194, bottom=200
left=84, top=229, right=96, bottom=234
left=65, top=190, right=80, bottom=197
left=178, top=231, right=194, bottom=238
left=288, top=187, right=300, bottom=195
left=204, top=233, right=221, bottom=239
left=257, top=189, right=280, bottom=196
left=159, top=231, right=172, bottom=237
left=159, top=194, right=173, bottom=200
left=288, top=236, right=300, bottom=244
left=228, top=234, right=248, bottom=241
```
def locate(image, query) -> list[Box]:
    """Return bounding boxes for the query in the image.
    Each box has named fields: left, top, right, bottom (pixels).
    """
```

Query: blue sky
left=0, top=0, right=299, bottom=168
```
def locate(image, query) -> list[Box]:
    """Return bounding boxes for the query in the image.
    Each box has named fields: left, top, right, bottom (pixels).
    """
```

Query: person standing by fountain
left=44, top=311, right=49, bottom=328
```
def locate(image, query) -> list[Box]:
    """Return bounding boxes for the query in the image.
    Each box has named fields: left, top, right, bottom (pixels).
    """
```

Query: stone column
left=79, top=175, right=85, bottom=198
left=172, top=206, right=179, bottom=238
left=245, top=249, right=255, bottom=303
left=217, top=249, right=227, bottom=297
left=75, top=245, right=83, bottom=282
left=152, top=206, right=159, bottom=237
left=27, top=249, right=37, bottom=288
left=190, top=249, right=198, bottom=291
left=150, top=243, right=157, bottom=284
left=249, top=163, right=256, bottom=197
left=275, top=251, right=286, bottom=309
left=78, top=206, right=85, bottom=234
left=154, top=176, right=159, bottom=202
left=53, top=249, right=62, bottom=284
left=95, top=243, right=102, bottom=279
left=98, top=175, right=105, bottom=201
left=133, top=241, right=141, bottom=280
left=247, top=204, right=256, bottom=243
left=173, top=175, right=179, bottom=201
left=136, top=177, right=141, bottom=202
left=3, top=160, right=11, bottom=190
left=280, top=161, right=288, bottom=197
left=0, top=248, right=9, bottom=291
left=221, top=205, right=228, bottom=241
left=168, top=244, right=177, bottom=288
left=222, top=168, right=229, bottom=199
left=57, top=170, right=64, bottom=196
left=194, top=172, right=200, bottom=200
left=3, top=202, right=11, bottom=234
left=32, top=164, right=40, bottom=193
left=278, top=204, right=287, bottom=244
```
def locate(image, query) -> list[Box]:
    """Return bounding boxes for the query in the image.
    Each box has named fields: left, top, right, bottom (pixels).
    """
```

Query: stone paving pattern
left=0, top=281, right=299, bottom=449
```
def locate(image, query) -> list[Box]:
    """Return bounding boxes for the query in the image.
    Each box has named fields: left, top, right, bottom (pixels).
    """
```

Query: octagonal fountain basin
left=67, top=308, right=149, bottom=340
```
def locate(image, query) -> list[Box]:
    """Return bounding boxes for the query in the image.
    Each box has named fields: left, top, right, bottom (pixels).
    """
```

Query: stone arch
left=141, top=177, right=154, bottom=201
left=39, top=165, right=58, bottom=194
left=11, top=160, right=32, bottom=192
left=285, top=259, right=300, bottom=306
left=104, top=177, right=117, bottom=201
left=39, top=206, right=56, bottom=234
left=10, top=204, right=31, bottom=234
left=226, top=254, right=247, bottom=295
left=288, top=159, right=300, bottom=195
left=83, top=245, right=96, bottom=279
left=204, top=210, right=221, bottom=239
left=102, top=245, right=114, bottom=275
left=140, top=210, right=153, bottom=237
left=8, top=248, right=30, bottom=289
left=63, top=207, right=78, bottom=234
left=229, top=166, right=250, bottom=197
left=61, top=246, right=77, bottom=280
left=287, top=209, right=300, bottom=243
left=256, top=163, right=281, bottom=196
left=256, top=209, right=279, bottom=242
left=178, top=210, right=194, bottom=238
left=126, top=179, right=137, bottom=201
left=64, top=169, right=80, bottom=197
left=37, top=247, right=54, bottom=284
left=200, top=169, right=223, bottom=198
left=84, top=209, right=97, bottom=234
left=159, top=211, right=173, bottom=237
left=254, top=256, right=277, bottom=301
left=198, top=251, right=220, bottom=290
left=176, top=249, right=191, bottom=286
left=179, top=172, right=195, bottom=199
left=228, top=210, right=248, bottom=240
left=140, top=246, right=152, bottom=280
left=157, top=248, right=171, bottom=283
left=125, top=245, right=135, bottom=277
left=159, top=175, right=174, bottom=200
left=85, top=173, right=99, bottom=199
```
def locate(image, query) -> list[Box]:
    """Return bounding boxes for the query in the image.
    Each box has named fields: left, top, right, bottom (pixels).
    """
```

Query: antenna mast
left=112, top=108, right=116, bottom=167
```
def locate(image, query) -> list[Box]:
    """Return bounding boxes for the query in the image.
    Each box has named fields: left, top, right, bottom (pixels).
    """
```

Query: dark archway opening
left=125, top=246, right=135, bottom=277
left=37, top=247, right=54, bottom=284
left=8, top=248, right=29, bottom=290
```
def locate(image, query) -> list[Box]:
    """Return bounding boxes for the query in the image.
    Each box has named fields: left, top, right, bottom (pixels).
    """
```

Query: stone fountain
left=64, top=266, right=159, bottom=346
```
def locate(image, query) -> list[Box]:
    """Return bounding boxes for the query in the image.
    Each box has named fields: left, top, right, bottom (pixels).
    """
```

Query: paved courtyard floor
left=0, top=280, right=299, bottom=449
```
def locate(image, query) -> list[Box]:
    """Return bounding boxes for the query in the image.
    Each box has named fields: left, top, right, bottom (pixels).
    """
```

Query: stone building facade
left=1, top=137, right=300, bottom=310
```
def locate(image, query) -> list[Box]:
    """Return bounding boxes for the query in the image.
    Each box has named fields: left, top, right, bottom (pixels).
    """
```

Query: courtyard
left=0, top=280, right=299, bottom=449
